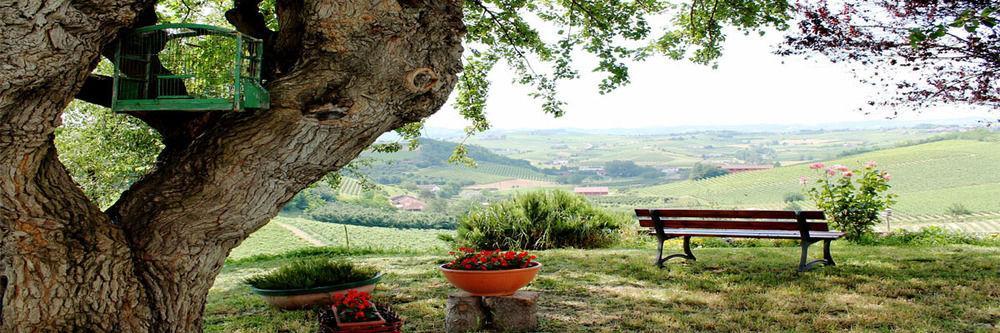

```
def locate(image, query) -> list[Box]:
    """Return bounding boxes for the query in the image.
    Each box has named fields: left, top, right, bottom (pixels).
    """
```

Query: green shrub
left=454, top=190, right=627, bottom=250
left=856, top=227, right=1000, bottom=247
left=783, top=192, right=805, bottom=202
left=946, top=203, right=973, bottom=217
left=245, top=259, right=378, bottom=290
left=804, top=161, right=895, bottom=241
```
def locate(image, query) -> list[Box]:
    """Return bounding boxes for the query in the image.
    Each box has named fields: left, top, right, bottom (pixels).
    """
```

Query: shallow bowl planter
left=251, top=273, right=383, bottom=310
left=439, top=263, right=541, bottom=296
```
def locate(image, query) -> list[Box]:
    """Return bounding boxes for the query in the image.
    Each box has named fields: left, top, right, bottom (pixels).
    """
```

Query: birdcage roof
left=131, top=23, right=261, bottom=41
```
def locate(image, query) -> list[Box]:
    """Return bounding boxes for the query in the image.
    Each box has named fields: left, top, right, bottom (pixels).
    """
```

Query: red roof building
left=720, top=164, right=774, bottom=173
left=573, top=186, right=610, bottom=196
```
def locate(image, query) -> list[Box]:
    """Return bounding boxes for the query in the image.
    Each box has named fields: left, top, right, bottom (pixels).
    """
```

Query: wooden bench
left=634, top=209, right=844, bottom=272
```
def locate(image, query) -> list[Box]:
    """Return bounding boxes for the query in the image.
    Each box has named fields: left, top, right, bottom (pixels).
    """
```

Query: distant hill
left=635, top=139, right=1000, bottom=219
left=358, top=138, right=550, bottom=185
left=412, top=138, right=538, bottom=170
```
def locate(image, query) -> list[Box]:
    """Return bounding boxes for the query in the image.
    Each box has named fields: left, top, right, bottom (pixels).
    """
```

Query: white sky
left=426, top=30, right=993, bottom=130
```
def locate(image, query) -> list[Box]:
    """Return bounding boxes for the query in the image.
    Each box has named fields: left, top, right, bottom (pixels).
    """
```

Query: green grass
left=208, top=244, right=1000, bottom=332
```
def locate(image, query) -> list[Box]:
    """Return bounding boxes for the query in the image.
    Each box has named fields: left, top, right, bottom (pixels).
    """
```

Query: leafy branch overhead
left=456, top=0, right=793, bottom=135
left=779, top=1, right=998, bottom=112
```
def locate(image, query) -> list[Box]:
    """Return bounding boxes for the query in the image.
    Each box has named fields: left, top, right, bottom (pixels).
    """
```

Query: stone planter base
left=445, top=291, right=540, bottom=333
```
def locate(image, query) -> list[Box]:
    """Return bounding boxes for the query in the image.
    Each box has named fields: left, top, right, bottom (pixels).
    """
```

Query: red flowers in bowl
left=331, top=290, right=384, bottom=327
left=444, top=248, right=537, bottom=271
left=439, top=248, right=542, bottom=296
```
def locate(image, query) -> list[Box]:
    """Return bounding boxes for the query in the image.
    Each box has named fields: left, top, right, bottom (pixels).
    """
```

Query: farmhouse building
left=389, top=195, right=426, bottom=211
left=416, top=184, right=441, bottom=193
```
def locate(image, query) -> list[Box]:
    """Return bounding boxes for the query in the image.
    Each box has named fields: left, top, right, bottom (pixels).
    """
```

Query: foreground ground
left=207, top=244, right=999, bottom=332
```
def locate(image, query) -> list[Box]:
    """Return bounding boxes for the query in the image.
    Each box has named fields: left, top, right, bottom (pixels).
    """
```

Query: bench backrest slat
left=635, top=209, right=830, bottom=235
left=635, top=209, right=825, bottom=220
left=637, top=219, right=829, bottom=231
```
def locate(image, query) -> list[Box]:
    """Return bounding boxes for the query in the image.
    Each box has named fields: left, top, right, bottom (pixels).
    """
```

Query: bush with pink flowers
left=802, top=161, right=896, bottom=241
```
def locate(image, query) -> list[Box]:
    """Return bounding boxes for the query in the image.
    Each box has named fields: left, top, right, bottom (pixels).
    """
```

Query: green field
left=229, top=222, right=316, bottom=259
left=211, top=244, right=1000, bottom=332
left=467, top=129, right=943, bottom=168
left=336, top=177, right=407, bottom=197
left=629, top=139, right=1000, bottom=231
left=418, top=161, right=552, bottom=184
left=278, top=217, right=452, bottom=251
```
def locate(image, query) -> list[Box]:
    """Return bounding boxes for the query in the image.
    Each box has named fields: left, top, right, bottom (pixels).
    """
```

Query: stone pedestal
left=445, top=292, right=485, bottom=333
left=445, top=291, right=540, bottom=333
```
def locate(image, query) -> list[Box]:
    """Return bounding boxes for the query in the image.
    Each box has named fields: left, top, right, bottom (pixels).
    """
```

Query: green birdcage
left=111, top=23, right=269, bottom=112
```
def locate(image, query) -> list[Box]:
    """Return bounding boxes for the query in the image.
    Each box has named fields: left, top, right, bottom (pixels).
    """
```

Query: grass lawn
left=208, top=244, right=999, bottom=332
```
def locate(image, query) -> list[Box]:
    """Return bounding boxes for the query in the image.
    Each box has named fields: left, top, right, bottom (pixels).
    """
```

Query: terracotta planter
left=438, top=262, right=541, bottom=296
left=250, top=273, right=382, bottom=310
left=333, top=301, right=386, bottom=330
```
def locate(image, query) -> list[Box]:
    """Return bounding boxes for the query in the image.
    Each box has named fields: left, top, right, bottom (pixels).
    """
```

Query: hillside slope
left=635, top=139, right=1000, bottom=218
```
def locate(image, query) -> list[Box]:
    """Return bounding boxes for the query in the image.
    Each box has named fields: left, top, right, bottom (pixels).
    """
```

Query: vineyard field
left=475, top=163, right=553, bottom=181
left=229, top=217, right=453, bottom=260
left=631, top=139, right=1000, bottom=230
left=278, top=217, right=452, bottom=251
left=229, top=222, right=314, bottom=259
left=466, top=129, right=943, bottom=168
left=336, top=177, right=407, bottom=197
left=418, top=162, right=551, bottom=184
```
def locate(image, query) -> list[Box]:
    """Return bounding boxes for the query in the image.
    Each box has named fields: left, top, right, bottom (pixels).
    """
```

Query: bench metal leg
left=655, top=236, right=669, bottom=268
left=799, top=239, right=835, bottom=272
left=823, top=239, right=835, bottom=266
left=656, top=236, right=695, bottom=268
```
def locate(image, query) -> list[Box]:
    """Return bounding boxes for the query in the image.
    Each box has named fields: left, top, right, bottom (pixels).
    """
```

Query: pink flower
left=882, top=173, right=892, bottom=181
left=809, top=163, right=825, bottom=170
left=826, top=169, right=837, bottom=176
left=842, top=171, right=853, bottom=177
left=799, top=176, right=808, bottom=185
left=830, top=164, right=850, bottom=172
left=865, top=161, right=878, bottom=168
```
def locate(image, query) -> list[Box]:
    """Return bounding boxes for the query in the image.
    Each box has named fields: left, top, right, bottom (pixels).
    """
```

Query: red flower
left=446, top=248, right=538, bottom=271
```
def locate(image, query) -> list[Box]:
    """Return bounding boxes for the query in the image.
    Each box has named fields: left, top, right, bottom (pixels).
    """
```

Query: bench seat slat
left=638, top=219, right=830, bottom=231
left=635, top=209, right=825, bottom=220
left=648, top=228, right=844, bottom=240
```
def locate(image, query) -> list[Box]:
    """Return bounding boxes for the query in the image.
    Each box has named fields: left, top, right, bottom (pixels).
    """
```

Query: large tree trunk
left=0, top=0, right=465, bottom=331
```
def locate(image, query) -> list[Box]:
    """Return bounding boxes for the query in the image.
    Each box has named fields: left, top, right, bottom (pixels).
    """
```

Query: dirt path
left=276, top=221, right=326, bottom=246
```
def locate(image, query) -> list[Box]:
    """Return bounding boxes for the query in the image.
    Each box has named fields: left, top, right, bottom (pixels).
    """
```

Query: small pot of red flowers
left=438, top=248, right=540, bottom=296
left=331, top=290, right=385, bottom=329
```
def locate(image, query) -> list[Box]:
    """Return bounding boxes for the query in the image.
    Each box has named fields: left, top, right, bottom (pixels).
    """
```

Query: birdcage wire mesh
left=115, top=27, right=238, bottom=101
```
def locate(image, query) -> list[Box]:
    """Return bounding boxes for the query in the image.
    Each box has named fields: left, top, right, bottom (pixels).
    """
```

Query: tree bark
left=1, top=0, right=465, bottom=331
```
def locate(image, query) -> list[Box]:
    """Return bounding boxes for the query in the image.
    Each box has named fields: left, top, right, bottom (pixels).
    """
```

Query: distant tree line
left=308, top=201, right=456, bottom=230
left=689, top=163, right=729, bottom=180
left=604, top=160, right=661, bottom=179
